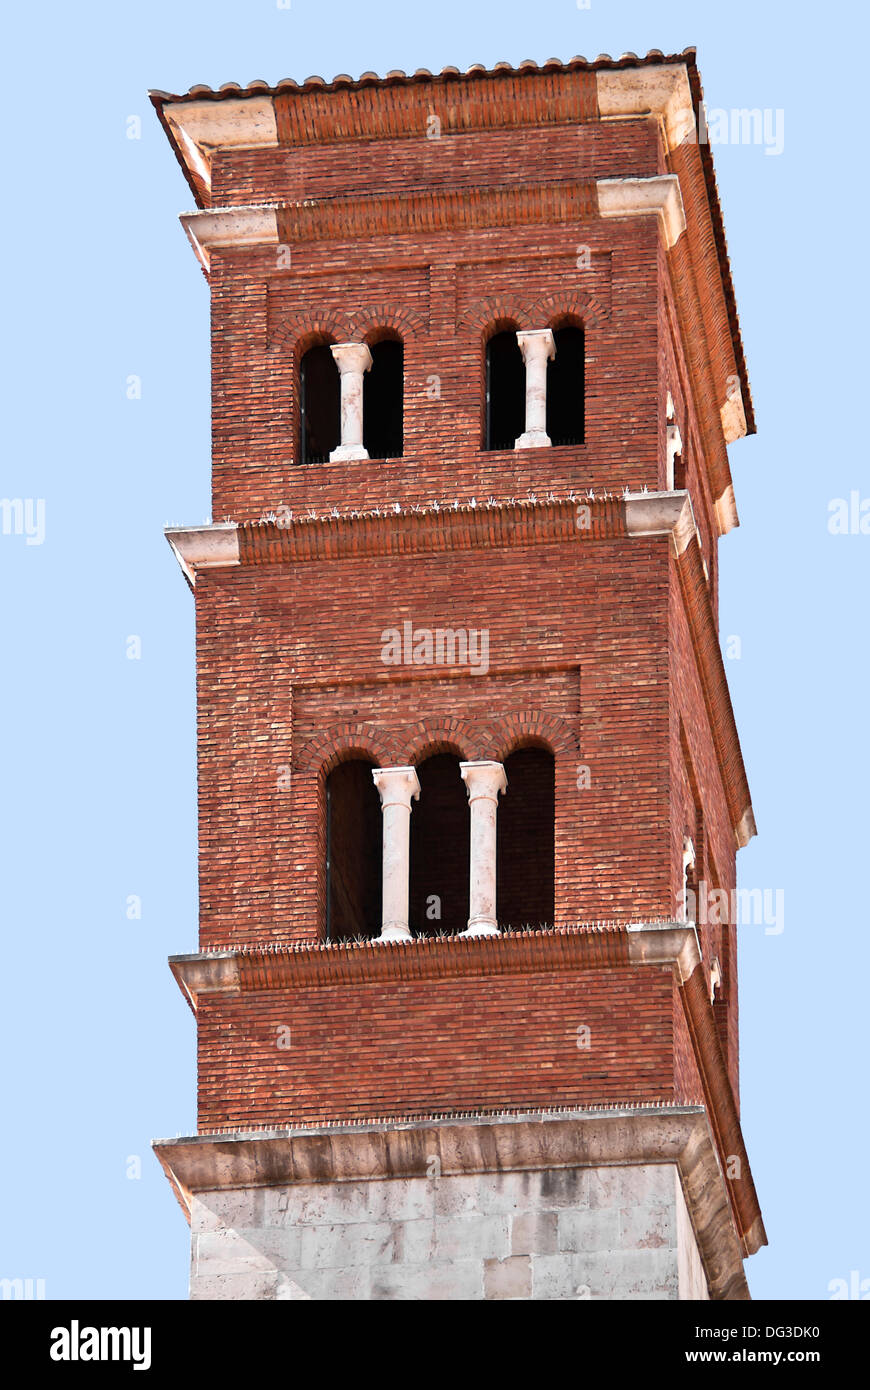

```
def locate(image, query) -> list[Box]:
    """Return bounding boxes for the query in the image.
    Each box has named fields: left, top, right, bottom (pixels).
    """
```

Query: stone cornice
left=152, top=1104, right=755, bottom=1298
left=180, top=204, right=279, bottom=273
left=597, top=175, right=686, bottom=250
left=169, top=920, right=700, bottom=1009
left=165, top=523, right=240, bottom=586
left=680, top=964, right=766, bottom=1261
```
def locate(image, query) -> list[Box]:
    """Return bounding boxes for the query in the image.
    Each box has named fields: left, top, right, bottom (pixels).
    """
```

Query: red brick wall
left=194, top=537, right=671, bottom=949
left=211, top=120, right=663, bottom=208
left=184, top=96, right=750, bottom=1136
left=197, top=965, right=679, bottom=1129
left=207, top=215, right=660, bottom=522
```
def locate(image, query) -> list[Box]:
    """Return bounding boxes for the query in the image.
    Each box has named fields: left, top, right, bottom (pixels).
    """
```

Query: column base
left=514, top=430, right=551, bottom=450
left=459, top=918, right=500, bottom=938
left=375, top=924, right=414, bottom=943
left=329, top=443, right=369, bottom=462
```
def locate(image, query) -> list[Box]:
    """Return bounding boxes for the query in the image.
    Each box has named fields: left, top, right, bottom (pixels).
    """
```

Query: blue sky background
left=1, top=0, right=866, bottom=1302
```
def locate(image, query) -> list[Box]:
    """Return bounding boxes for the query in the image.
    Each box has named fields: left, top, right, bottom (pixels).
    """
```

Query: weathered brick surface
left=194, top=538, right=673, bottom=950
left=163, top=71, right=752, bottom=1181
left=197, top=965, right=676, bottom=1129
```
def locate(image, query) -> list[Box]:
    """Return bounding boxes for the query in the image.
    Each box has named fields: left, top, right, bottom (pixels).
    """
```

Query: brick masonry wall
left=197, top=965, right=678, bottom=1129
left=194, top=537, right=671, bottom=949
left=181, top=94, right=750, bottom=1154
left=211, top=120, right=664, bottom=208
left=208, top=215, right=660, bottom=522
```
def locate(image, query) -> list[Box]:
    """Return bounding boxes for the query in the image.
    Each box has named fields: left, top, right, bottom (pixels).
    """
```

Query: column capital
left=330, top=341, right=373, bottom=375
left=460, top=760, right=508, bottom=803
left=515, top=327, right=556, bottom=363
left=372, top=765, right=421, bottom=812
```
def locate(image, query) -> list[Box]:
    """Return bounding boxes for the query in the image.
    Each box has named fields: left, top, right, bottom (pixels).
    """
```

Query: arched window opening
left=326, top=758, right=381, bottom=941
left=497, top=747, right=555, bottom=929
left=484, top=329, right=525, bottom=450
left=300, top=343, right=340, bottom=464
left=409, top=753, right=469, bottom=936
left=363, top=338, right=404, bottom=459
left=546, top=325, right=585, bottom=446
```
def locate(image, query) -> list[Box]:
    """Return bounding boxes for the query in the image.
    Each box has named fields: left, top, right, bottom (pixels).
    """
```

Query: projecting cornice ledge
left=165, top=491, right=697, bottom=582
left=624, top=489, right=697, bottom=555
left=169, top=921, right=700, bottom=1009
left=165, top=523, right=240, bottom=586
left=180, top=205, right=280, bottom=272
left=596, top=175, right=687, bottom=250
left=152, top=1105, right=753, bottom=1298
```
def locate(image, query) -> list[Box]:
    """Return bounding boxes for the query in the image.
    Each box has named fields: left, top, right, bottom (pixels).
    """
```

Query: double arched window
left=484, top=321, right=585, bottom=450
left=299, top=333, right=404, bottom=464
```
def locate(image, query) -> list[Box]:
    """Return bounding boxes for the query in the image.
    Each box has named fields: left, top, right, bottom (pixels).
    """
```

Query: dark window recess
left=409, top=754, right=469, bottom=937
left=673, top=453, right=687, bottom=490
left=300, top=344, right=340, bottom=464
left=546, top=326, right=585, bottom=446
left=685, top=859, right=698, bottom=922
left=485, top=330, right=525, bottom=450
left=326, top=759, right=382, bottom=941
left=363, top=339, right=404, bottom=458
left=497, top=747, right=556, bottom=929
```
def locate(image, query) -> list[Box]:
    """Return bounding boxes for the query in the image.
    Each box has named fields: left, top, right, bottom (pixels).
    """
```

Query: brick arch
left=295, top=723, right=403, bottom=777
left=268, top=309, right=350, bottom=353
left=481, top=712, right=579, bottom=762
left=347, top=304, right=426, bottom=341
left=531, top=289, right=610, bottom=330
left=403, top=717, right=482, bottom=766
left=457, top=296, right=536, bottom=337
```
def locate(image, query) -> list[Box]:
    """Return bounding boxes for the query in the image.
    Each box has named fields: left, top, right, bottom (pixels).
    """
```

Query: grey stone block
left=558, top=1206, right=621, bottom=1254
left=484, top=1255, right=532, bottom=1300
left=299, top=1220, right=398, bottom=1270
left=369, top=1259, right=483, bottom=1301
left=511, top=1210, right=559, bottom=1256
left=431, top=1214, right=510, bottom=1262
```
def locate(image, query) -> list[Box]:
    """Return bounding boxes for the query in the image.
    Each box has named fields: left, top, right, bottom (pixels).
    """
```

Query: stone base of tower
left=154, top=1107, right=757, bottom=1300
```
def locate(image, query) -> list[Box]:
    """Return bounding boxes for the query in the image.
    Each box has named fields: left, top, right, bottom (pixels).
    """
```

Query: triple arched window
left=324, top=747, right=555, bottom=942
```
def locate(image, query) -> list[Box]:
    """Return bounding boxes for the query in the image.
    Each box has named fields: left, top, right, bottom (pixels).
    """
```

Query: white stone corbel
left=515, top=329, right=556, bottom=450
left=596, top=64, right=696, bottom=153
left=372, top=766, right=421, bottom=942
left=179, top=204, right=280, bottom=273
left=161, top=97, right=280, bottom=198
left=459, top=761, right=508, bottom=937
left=330, top=343, right=373, bottom=462
left=596, top=175, right=687, bottom=250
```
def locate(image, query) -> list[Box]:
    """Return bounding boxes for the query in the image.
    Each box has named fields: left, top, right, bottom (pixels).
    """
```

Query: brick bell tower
left=151, top=48, right=766, bottom=1301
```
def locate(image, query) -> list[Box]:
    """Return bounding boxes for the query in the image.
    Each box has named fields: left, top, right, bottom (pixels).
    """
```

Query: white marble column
left=680, top=836, right=696, bottom=923
left=515, top=328, right=555, bottom=450
left=372, top=766, right=421, bottom=942
left=666, top=423, right=683, bottom=490
left=329, top=342, right=372, bottom=462
left=459, top=760, right=508, bottom=937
